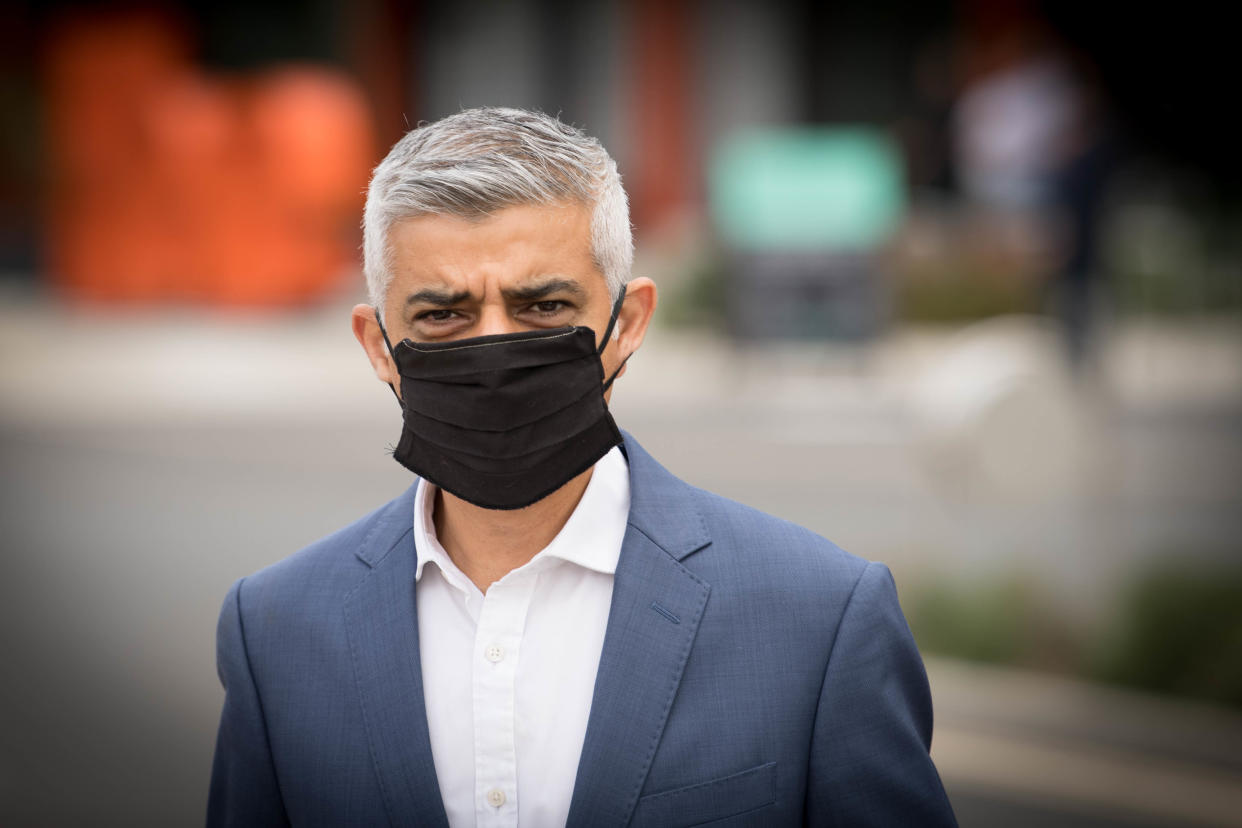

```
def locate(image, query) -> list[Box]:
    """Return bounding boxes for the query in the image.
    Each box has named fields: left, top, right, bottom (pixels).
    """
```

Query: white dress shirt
left=413, top=447, right=631, bottom=827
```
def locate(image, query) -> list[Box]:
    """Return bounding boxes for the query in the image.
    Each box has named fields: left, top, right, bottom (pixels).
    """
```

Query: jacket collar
left=344, top=486, right=448, bottom=828
left=567, top=433, right=713, bottom=825
left=617, top=432, right=712, bottom=561
left=353, top=483, right=418, bottom=569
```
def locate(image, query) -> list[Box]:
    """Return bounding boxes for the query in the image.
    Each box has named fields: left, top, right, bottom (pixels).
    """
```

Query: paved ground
left=2, top=296, right=1240, bottom=825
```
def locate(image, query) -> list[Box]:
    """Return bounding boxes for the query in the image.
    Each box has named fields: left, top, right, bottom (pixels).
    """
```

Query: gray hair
left=363, top=107, right=632, bottom=314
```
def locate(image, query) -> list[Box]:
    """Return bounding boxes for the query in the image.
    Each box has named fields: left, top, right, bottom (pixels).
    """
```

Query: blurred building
left=2, top=0, right=1237, bottom=318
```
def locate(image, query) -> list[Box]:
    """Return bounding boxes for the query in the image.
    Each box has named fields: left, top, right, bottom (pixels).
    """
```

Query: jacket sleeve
left=207, top=577, right=290, bottom=828
left=805, top=562, right=958, bottom=826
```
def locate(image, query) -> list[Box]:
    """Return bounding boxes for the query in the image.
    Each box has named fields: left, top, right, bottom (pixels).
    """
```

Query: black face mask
left=377, top=287, right=628, bottom=510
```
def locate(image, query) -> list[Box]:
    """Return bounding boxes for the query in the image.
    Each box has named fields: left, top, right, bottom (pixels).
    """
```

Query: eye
left=529, top=300, right=569, bottom=316
left=415, top=309, right=459, bottom=323
left=408, top=308, right=469, bottom=340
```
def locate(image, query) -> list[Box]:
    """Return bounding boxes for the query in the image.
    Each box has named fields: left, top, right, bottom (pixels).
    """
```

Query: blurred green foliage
left=1090, top=565, right=1242, bottom=708
left=903, top=576, right=1079, bottom=672
left=1104, top=202, right=1242, bottom=313
left=903, top=563, right=1242, bottom=710
left=894, top=270, right=1041, bottom=322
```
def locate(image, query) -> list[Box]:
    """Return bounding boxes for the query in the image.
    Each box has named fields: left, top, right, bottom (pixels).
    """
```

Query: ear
left=607, top=276, right=658, bottom=384
left=351, top=303, right=399, bottom=393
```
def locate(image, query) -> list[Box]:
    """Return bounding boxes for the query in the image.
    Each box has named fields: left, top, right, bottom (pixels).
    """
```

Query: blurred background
left=1, top=0, right=1240, bottom=825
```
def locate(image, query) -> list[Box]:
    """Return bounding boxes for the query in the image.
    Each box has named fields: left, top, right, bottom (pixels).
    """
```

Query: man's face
left=353, top=201, right=654, bottom=401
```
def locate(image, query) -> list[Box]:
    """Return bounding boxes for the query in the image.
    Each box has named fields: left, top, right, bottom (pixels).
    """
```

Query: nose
left=474, top=304, right=522, bottom=338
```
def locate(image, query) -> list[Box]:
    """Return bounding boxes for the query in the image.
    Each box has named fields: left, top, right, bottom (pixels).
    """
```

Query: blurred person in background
left=207, top=107, right=956, bottom=826
left=952, top=20, right=1114, bottom=374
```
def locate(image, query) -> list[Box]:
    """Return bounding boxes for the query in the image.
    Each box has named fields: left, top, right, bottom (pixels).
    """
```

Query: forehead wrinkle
left=386, top=202, right=602, bottom=309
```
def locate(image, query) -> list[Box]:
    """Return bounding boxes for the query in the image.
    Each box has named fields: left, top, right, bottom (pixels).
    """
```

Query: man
left=208, top=107, right=956, bottom=827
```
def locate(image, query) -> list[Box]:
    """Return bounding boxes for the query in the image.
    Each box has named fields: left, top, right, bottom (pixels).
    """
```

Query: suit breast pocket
left=630, top=762, right=777, bottom=827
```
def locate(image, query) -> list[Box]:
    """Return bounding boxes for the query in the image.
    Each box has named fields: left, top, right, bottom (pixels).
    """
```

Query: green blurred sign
left=709, top=127, right=905, bottom=252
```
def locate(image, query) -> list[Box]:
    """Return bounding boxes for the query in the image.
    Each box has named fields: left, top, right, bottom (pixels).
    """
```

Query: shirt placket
left=472, top=570, right=538, bottom=827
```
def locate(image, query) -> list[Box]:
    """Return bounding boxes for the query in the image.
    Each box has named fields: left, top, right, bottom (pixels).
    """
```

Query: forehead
left=385, top=202, right=602, bottom=296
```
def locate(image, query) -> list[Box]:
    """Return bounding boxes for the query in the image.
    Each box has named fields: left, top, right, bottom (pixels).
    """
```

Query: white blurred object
left=909, top=315, right=1093, bottom=500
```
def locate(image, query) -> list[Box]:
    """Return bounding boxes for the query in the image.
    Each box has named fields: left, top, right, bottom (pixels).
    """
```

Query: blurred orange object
left=44, top=12, right=374, bottom=306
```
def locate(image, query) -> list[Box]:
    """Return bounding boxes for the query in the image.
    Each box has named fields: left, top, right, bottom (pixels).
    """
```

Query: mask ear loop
left=374, top=309, right=403, bottom=405
left=598, top=284, right=629, bottom=393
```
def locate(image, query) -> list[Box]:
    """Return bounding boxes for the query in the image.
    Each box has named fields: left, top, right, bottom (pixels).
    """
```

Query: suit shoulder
left=686, top=483, right=871, bottom=586
left=669, top=480, right=896, bottom=659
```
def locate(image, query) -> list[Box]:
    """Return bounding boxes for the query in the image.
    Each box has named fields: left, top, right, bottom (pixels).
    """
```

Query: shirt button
left=486, top=788, right=506, bottom=808
left=484, top=644, right=505, bottom=663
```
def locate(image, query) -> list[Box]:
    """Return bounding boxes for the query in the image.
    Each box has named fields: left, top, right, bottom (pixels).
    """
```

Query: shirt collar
left=536, top=446, right=629, bottom=575
left=413, top=446, right=630, bottom=584
left=412, top=478, right=454, bottom=584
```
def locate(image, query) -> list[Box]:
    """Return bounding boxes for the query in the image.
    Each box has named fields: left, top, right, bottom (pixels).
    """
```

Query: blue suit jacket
left=209, top=435, right=956, bottom=826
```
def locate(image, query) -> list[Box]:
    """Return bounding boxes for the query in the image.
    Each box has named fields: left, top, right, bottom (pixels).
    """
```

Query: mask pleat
left=401, top=388, right=607, bottom=467
left=399, top=358, right=603, bottom=430
left=393, top=416, right=622, bottom=510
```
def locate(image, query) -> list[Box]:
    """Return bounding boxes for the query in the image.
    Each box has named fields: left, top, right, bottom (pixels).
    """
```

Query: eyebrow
left=404, top=278, right=586, bottom=308
left=501, top=278, right=586, bottom=302
left=404, top=288, right=472, bottom=307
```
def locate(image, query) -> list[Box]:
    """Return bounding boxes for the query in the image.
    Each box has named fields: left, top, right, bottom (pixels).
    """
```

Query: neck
left=433, top=468, right=593, bottom=593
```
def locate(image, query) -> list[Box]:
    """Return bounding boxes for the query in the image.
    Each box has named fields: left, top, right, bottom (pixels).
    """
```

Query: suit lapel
left=566, top=435, right=713, bottom=827
left=342, top=484, right=449, bottom=828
